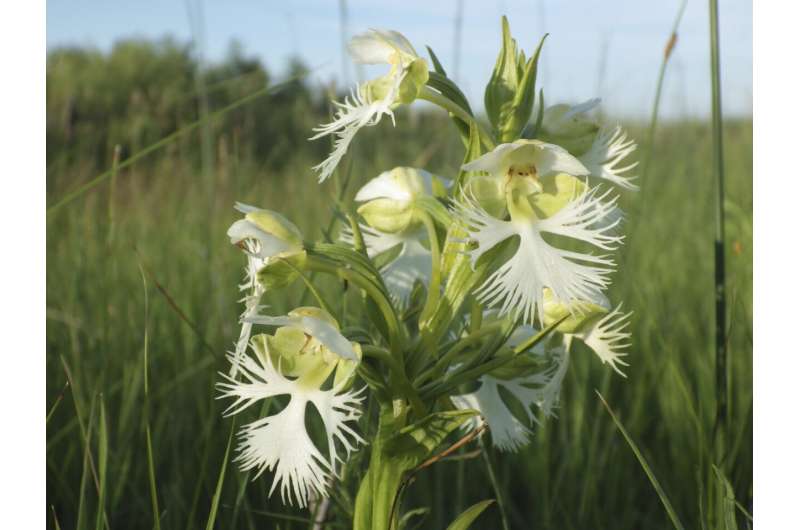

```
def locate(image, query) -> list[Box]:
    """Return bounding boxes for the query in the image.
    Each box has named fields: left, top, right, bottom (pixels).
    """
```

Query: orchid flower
left=543, top=290, right=632, bottom=376
left=218, top=309, right=364, bottom=507
left=310, top=30, right=428, bottom=182
left=227, top=203, right=305, bottom=376
left=455, top=179, right=621, bottom=324
left=341, top=167, right=447, bottom=302
left=578, top=125, right=639, bottom=191
left=540, top=99, right=639, bottom=190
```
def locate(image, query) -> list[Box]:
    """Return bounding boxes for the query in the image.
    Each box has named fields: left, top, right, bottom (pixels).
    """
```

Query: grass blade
left=643, top=0, right=688, bottom=180
left=94, top=396, right=108, bottom=530
left=445, top=499, right=494, bottom=530
left=205, top=420, right=236, bottom=530
left=596, top=391, right=685, bottom=530
left=138, top=263, right=162, bottom=530
left=46, top=381, right=69, bottom=425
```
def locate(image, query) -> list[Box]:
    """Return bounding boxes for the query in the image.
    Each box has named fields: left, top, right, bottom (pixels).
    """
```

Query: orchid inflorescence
left=218, top=18, right=636, bottom=528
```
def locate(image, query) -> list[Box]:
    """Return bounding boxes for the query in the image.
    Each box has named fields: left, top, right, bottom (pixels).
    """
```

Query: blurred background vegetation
left=46, top=39, right=752, bottom=529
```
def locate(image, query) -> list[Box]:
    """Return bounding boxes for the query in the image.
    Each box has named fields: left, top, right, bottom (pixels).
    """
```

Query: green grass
left=46, top=85, right=752, bottom=528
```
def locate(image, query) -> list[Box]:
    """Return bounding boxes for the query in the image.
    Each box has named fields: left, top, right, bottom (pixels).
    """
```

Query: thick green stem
left=353, top=405, right=410, bottom=530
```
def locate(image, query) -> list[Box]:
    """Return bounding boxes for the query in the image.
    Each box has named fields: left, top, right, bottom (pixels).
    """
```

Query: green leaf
left=384, top=409, right=479, bottom=467
left=597, top=391, right=685, bottom=530
left=426, top=45, right=448, bottom=76
left=398, top=507, right=430, bottom=530
left=205, top=421, right=235, bottom=530
left=445, top=500, right=495, bottom=530
left=711, top=465, right=740, bottom=530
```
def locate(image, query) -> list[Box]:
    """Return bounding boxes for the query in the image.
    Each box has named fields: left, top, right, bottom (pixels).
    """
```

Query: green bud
left=355, top=166, right=440, bottom=233
left=484, top=17, right=546, bottom=142
left=357, top=198, right=415, bottom=233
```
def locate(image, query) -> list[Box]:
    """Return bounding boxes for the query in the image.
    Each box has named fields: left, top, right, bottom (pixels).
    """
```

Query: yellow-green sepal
left=542, top=288, right=610, bottom=334
left=256, top=250, right=307, bottom=290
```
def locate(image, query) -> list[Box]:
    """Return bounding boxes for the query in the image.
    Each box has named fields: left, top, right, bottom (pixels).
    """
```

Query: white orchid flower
left=310, top=30, right=428, bottom=182
left=227, top=203, right=305, bottom=376
left=543, top=290, right=632, bottom=376
left=539, top=99, right=639, bottom=190
left=462, top=139, right=589, bottom=184
left=340, top=167, right=448, bottom=302
left=217, top=335, right=365, bottom=507
left=452, top=328, right=570, bottom=451
left=572, top=304, right=632, bottom=376
left=218, top=311, right=365, bottom=508
left=578, top=126, right=639, bottom=191
left=246, top=307, right=359, bottom=361
left=456, top=185, right=621, bottom=325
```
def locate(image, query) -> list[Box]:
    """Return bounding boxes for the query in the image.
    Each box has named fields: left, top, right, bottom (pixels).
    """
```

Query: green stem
left=419, top=86, right=495, bottom=149
left=643, top=0, right=687, bottom=181
left=480, top=437, right=511, bottom=530
left=307, top=256, right=402, bottom=351
left=708, top=0, right=729, bottom=458
left=418, top=212, right=442, bottom=326
left=415, top=321, right=505, bottom=387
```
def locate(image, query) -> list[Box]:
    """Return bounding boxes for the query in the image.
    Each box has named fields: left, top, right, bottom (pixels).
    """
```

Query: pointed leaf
left=445, top=499, right=495, bottom=530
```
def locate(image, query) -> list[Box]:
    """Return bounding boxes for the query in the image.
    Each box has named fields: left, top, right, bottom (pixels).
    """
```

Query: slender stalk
left=418, top=212, right=442, bottom=325
left=106, top=144, right=121, bottom=245
left=643, top=0, right=688, bottom=181
left=138, top=263, right=162, bottom=530
left=708, top=0, right=729, bottom=452
left=480, top=437, right=510, bottom=530
left=419, top=86, right=495, bottom=149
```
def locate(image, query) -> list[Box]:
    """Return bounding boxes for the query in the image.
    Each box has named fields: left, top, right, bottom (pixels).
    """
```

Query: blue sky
left=47, top=0, right=752, bottom=119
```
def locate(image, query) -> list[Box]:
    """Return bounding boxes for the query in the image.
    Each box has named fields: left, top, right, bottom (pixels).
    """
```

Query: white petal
left=461, top=143, right=517, bottom=173
left=575, top=304, right=632, bottom=376
left=579, top=126, right=639, bottom=190
left=452, top=381, right=533, bottom=452
left=457, top=191, right=618, bottom=324
left=452, top=344, right=569, bottom=452
left=354, top=168, right=435, bottom=202
left=229, top=253, right=266, bottom=377
left=562, top=98, right=601, bottom=120
left=227, top=219, right=294, bottom=260
left=311, top=78, right=400, bottom=182
left=534, top=141, right=590, bottom=176
left=347, top=29, right=417, bottom=65
left=246, top=314, right=358, bottom=361
left=218, top=347, right=364, bottom=507
left=381, top=237, right=432, bottom=303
